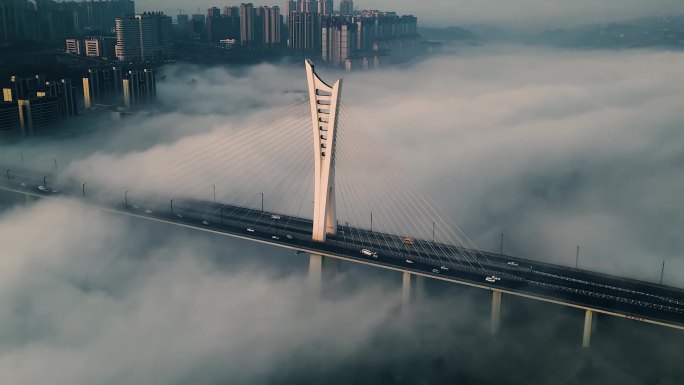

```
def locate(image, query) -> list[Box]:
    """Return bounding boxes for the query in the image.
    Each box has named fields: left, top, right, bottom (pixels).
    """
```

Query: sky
left=137, top=0, right=684, bottom=29
left=2, top=33, right=684, bottom=384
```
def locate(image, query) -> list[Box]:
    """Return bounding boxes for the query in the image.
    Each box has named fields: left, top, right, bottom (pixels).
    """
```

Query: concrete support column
left=308, top=254, right=323, bottom=295
left=582, top=309, right=593, bottom=348
left=491, top=290, right=502, bottom=335
left=415, top=275, right=426, bottom=301
left=402, top=271, right=412, bottom=314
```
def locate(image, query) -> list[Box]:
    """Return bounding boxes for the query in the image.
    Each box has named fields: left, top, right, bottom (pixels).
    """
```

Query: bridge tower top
left=306, top=59, right=342, bottom=242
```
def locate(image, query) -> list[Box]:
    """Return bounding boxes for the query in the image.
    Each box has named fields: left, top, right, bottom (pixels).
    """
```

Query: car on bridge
left=247, top=228, right=255, bottom=232
left=485, top=276, right=502, bottom=283
left=402, top=237, right=415, bottom=246
left=361, top=249, right=378, bottom=258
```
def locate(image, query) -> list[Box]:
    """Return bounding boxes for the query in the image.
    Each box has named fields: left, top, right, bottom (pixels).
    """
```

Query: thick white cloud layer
left=2, top=44, right=684, bottom=383
left=6, top=46, right=683, bottom=286
left=0, top=200, right=402, bottom=384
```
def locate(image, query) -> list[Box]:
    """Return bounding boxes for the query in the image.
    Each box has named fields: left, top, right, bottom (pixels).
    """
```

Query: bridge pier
left=401, top=273, right=426, bottom=314
left=415, top=275, right=426, bottom=301
left=491, top=290, right=502, bottom=335
left=402, top=271, right=412, bottom=314
left=582, top=309, right=593, bottom=348
left=308, top=254, right=339, bottom=295
left=308, top=254, right=324, bottom=295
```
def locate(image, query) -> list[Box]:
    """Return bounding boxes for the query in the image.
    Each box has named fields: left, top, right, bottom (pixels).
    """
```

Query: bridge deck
left=2, top=173, right=683, bottom=330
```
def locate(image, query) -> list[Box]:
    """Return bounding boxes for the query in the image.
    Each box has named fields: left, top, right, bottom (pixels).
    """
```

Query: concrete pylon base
left=415, top=275, right=426, bottom=301
left=491, top=290, right=502, bottom=335
left=307, top=253, right=341, bottom=297
left=582, top=309, right=593, bottom=348
left=402, top=271, right=412, bottom=314
left=308, top=254, right=324, bottom=295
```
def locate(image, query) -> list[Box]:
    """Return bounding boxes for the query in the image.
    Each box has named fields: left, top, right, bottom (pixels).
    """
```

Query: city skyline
left=137, top=0, right=684, bottom=29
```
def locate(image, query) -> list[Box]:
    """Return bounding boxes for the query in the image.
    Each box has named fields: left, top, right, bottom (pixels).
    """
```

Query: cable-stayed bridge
left=1, top=60, right=683, bottom=348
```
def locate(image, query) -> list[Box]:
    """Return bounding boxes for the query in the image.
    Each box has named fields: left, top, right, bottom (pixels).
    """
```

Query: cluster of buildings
left=0, top=0, right=134, bottom=41
left=113, top=12, right=173, bottom=62
left=177, top=0, right=420, bottom=68
left=0, top=75, right=77, bottom=137
left=66, top=12, right=173, bottom=63
left=289, top=5, right=419, bottom=68
left=2, top=1, right=422, bottom=69
left=178, top=4, right=282, bottom=48
left=0, top=66, right=156, bottom=137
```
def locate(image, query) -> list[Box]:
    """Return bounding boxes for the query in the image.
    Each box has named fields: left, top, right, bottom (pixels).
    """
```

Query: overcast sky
left=136, top=0, right=684, bottom=29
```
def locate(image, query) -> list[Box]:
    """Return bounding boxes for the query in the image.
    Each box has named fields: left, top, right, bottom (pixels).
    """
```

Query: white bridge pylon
left=306, top=59, right=343, bottom=242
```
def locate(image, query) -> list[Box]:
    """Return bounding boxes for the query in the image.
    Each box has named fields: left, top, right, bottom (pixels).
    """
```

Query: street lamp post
left=125, top=191, right=129, bottom=208
left=53, top=159, right=57, bottom=171
left=660, top=261, right=666, bottom=285
left=575, top=245, right=580, bottom=268
left=5, top=169, right=10, bottom=181
left=370, top=211, right=373, bottom=231
left=43, top=176, right=47, bottom=189
left=212, top=185, right=216, bottom=202
left=82, top=183, right=87, bottom=198
left=500, top=233, right=504, bottom=255
left=170, top=199, right=174, bottom=214
left=260, top=192, right=264, bottom=212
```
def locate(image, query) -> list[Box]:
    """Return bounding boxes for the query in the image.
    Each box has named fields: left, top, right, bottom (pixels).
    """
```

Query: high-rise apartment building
left=189, top=14, right=206, bottom=39
left=73, top=0, right=135, bottom=33
left=239, top=3, right=255, bottom=46
left=0, top=0, right=39, bottom=41
left=18, top=97, right=62, bottom=135
left=284, top=1, right=297, bottom=26
left=317, top=0, right=333, bottom=15
left=137, top=12, right=173, bottom=60
left=0, top=73, right=75, bottom=135
left=207, top=6, right=238, bottom=42
left=288, top=11, right=320, bottom=52
left=339, top=0, right=354, bottom=15
left=176, top=13, right=189, bottom=32
left=115, top=12, right=173, bottom=62
left=35, top=0, right=77, bottom=41
left=83, top=67, right=124, bottom=108
left=44, top=79, right=77, bottom=117
left=299, top=0, right=316, bottom=12
left=261, top=6, right=281, bottom=46
left=322, top=17, right=353, bottom=66
left=122, top=69, right=155, bottom=108
left=84, top=36, right=116, bottom=58
left=115, top=16, right=141, bottom=61
left=0, top=101, right=20, bottom=136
